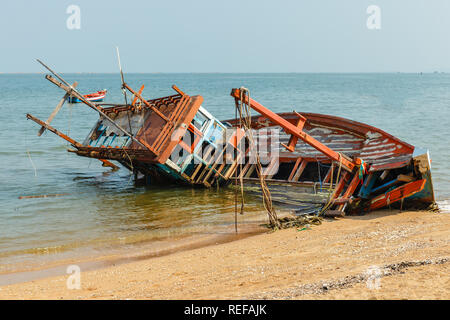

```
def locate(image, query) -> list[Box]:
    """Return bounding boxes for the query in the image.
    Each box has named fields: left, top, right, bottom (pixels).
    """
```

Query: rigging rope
left=27, top=150, right=37, bottom=177
left=236, top=87, right=280, bottom=229
left=318, top=153, right=343, bottom=216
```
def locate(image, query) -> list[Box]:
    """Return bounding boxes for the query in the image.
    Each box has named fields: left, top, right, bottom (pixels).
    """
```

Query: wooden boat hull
left=224, top=111, right=435, bottom=213
left=27, top=78, right=436, bottom=215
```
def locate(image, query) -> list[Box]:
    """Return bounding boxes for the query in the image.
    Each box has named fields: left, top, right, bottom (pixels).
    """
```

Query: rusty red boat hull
left=224, top=106, right=435, bottom=214
left=225, top=111, right=415, bottom=171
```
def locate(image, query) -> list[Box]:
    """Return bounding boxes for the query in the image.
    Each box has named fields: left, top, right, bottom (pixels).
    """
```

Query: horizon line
left=0, top=71, right=447, bottom=75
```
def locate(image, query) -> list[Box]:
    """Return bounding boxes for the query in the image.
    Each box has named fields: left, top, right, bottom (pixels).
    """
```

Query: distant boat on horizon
left=68, top=89, right=107, bottom=103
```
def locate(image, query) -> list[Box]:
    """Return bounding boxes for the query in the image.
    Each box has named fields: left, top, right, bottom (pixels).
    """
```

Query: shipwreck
left=26, top=60, right=436, bottom=218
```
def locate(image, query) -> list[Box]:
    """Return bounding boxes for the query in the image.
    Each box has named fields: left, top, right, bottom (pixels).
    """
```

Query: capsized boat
left=225, top=89, right=435, bottom=215
left=68, top=89, right=107, bottom=103
left=26, top=64, right=436, bottom=216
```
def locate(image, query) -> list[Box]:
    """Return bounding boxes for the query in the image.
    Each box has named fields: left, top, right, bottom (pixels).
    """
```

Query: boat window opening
left=192, top=112, right=208, bottom=131
left=207, top=121, right=225, bottom=145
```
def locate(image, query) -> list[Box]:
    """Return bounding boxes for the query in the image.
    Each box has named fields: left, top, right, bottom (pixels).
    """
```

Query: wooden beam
left=28, top=113, right=119, bottom=170
left=28, top=113, right=81, bottom=147
left=281, top=112, right=306, bottom=152
left=38, top=82, right=78, bottom=136
left=288, top=157, right=302, bottom=181
left=264, top=157, right=279, bottom=179
left=132, top=85, right=145, bottom=107
left=231, top=88, right=358, bottom=172
left=292, top=160, right=308, bottom=182
left=245, top=164, right=256, bottom=178
left=337, top=173, right=361, bottom=211
left=123, top=83, right=170, bottom=122
left=397, top=174, right=414, bottom=183
left=99, top=159, right=120, bottom=170
left=370, top=179, right=426, bottom=210
left=331, top=171, right=350, bottom=200
left=239, top=161, right=252, bottom=179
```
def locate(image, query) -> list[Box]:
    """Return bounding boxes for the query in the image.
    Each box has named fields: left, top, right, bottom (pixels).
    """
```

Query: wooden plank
left=132, top=85, right=145, bottom=107
left=27, top=113, right=81, bottom=147
left=323, top=210, right=345, bottom=217
left=380, top=170, right=389, bottom=180
left=292, top=160, right=308, bottom=182
left=331, top=171, right=350, bottom=200
left=264, top=157, right=278, bottom=179
left=370, top=179, right=426, bottom=210
left=281, top=112, right=306, bottom=152
left=124, top=83, right=170, bottom=122
left=245, top=164, right=256, bottom=178
left=29, top=113, right=119, bottom=170
left=202, top=149, right=226, bottom=183
left=337, top=173, right=361, bottom=211
left=238, top=161, right=252, bottom=179
left=288, top=157, right=302, bottom=181
left=358, top=172, right=377, bottom=199
left=99, top=159, right=120, bottom=170
left=190, top=163, right=205, bottom=181
left=397, top=174, right=414, bottom=183
left=38, top=82, right=78, bottom=136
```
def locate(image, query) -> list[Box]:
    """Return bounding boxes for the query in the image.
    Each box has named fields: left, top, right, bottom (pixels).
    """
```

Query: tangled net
left=262, top=215, right=322, bottom=230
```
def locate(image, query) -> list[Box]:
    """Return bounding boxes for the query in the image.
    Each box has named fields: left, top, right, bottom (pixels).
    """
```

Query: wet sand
left=0, top=209, right=448, bottom=300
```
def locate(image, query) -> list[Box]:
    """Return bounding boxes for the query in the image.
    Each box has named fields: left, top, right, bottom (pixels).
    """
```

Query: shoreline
left=0, top=209, right=449, bottom=299
left=0, top=221, right=268, bottom=287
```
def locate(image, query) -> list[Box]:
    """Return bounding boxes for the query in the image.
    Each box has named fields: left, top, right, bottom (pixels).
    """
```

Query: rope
left=316, top=158, right=322, bottom=190
left=236, top=87, right=280, bottom=229
left=27, top=150, right=37, bottom=177
left=25, top=132, right=37, bottom=177
left=234, top=101, right=238, bottom=233
left=67, top=104, right=72, bottom=143
left=318, top=153, right=343, bottom=216
left=122, top=147, right=135, bottom=186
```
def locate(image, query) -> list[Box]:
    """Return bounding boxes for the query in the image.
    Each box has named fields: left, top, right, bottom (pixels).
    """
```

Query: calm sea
left=0, top=73, right=449, bottom=273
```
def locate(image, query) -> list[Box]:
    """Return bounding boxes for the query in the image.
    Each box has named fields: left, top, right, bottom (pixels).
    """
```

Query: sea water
left=0, top=73, right=449, bottom=274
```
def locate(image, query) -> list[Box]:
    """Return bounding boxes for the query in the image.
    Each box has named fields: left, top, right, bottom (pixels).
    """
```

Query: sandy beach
left=0, top=209, right=448, bottom=300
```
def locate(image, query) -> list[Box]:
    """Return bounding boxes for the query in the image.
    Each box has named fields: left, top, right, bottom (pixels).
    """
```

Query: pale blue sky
left=1, top=0, right=450, bottom=73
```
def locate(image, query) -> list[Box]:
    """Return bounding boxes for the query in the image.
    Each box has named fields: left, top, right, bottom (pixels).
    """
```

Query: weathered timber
left=123, top=83, right=170, bottom=122
left=231, top=88, right=358, bottom=172
left=323, top=210, right=345, bottom=218
left=28, top=113, right=118, bottom=170
left=37, top=59, right=152, bottom=151
left=19, top=193, right=70, bottom=199
left=27, top=113, right=81, bottom=147
left=38, top=82, right=78, bottom=136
